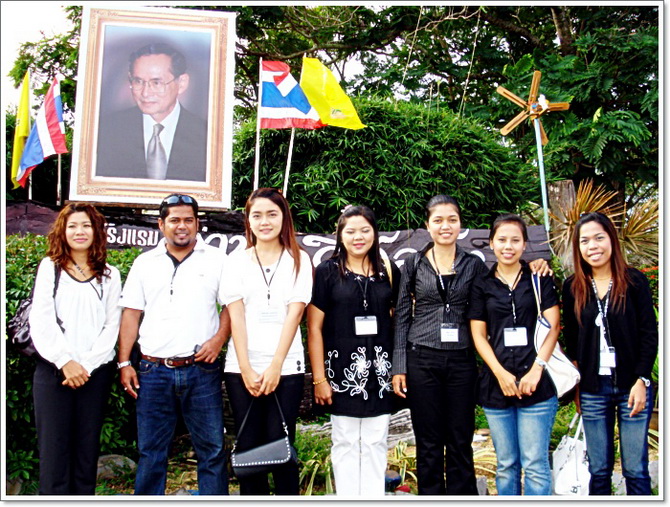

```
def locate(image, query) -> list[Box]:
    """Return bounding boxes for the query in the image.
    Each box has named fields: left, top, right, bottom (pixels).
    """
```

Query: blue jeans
left=135, top=359, right=227, bottom=495
left=580, top=376, right=652, bottom=495
left=484, top=396, right=558, bottom=495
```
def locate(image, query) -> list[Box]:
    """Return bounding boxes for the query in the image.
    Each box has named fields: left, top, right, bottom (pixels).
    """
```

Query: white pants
left=331, top=413, right=391, bottom=497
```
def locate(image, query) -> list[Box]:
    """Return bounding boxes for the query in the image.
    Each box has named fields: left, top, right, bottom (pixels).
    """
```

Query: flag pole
left=253, top=58, right=263, bottom=190
left=56, top=154, right=62, bottom=206
left=282, top=128, right=296, bottom=197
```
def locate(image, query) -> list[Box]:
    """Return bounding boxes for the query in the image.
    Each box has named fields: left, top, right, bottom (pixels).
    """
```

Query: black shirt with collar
left=468, top=261, right=559, bottom=408
left=392, top=244, right=487, bottom=375
left=562, top=268, right=658, bottom=393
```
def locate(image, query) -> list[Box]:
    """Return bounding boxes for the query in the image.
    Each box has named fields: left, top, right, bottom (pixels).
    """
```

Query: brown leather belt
left=141, top=354, right=196, bottom=368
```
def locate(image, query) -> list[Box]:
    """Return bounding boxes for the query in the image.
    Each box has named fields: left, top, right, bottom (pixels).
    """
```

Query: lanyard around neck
left=497, top=268, right=522, bottom=326
left=255, top=247, right=284, bottom=304
left=432, top=248, right=457, bottom=309
left=591, top=278, right=612, bottom=316
left=349, top=263, right=371, bottom=311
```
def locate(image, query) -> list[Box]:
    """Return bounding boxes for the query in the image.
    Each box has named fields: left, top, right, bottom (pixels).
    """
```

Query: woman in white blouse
left=29, top=203, right=122, bottom=495
left=221, top=188, right=313, bottom=495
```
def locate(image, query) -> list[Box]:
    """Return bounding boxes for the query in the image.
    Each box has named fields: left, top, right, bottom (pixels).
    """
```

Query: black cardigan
left=562, top=268, right=658, bottom=393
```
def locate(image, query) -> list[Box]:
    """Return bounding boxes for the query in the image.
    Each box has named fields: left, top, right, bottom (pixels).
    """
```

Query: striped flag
left=16, top=78, right=68, bottom=187
left=259, top=61, right=325, bottom=130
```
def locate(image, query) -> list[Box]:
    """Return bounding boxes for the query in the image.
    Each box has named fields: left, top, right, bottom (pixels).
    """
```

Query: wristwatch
left=638, top=376, right=651, bottom=387
left=534, top=357, right=548, bottom=369
left=117, top=360, right=132, bottom=369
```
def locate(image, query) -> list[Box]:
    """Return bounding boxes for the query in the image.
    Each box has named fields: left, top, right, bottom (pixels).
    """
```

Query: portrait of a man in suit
left=96, top=43, right=207, bottom=181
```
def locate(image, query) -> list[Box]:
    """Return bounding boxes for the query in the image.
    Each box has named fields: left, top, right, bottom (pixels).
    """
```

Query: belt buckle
left=165, top=358, right=178, bottom=368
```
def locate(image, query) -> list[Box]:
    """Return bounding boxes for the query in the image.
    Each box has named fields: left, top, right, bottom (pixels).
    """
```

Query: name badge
left=600, top=347, right=617, bottom=368
left=259, top=307, right=283, bottom=324
left=355, top=316, right=378, bottom=336
left=440, top=323, right=459, bottom=343
left=504, top=327, right=528, bottom=347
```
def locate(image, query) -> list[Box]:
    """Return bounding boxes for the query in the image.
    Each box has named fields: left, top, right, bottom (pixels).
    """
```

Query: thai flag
left=259, top=61, right=325, bottom=129
left=16, top=78, right=68, bottom=187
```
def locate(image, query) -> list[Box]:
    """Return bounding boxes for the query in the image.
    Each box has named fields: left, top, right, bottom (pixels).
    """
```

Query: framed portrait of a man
left=69, top=6, right=235, bottom=208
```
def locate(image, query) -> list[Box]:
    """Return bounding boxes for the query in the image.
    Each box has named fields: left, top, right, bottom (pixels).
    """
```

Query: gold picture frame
left=69, top=6, right=235, bottom=208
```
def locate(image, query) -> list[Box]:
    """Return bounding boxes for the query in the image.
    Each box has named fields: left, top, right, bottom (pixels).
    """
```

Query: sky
left=1, top=2, right=73, bottom=110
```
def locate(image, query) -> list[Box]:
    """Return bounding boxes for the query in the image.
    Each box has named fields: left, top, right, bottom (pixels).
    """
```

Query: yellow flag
left=300, top=57, right=365, bottom=130
left=11, top=72, right=31, bottom=188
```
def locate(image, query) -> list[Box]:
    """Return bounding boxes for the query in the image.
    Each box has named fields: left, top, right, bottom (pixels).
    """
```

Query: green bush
left=5, top=234, right=142, bottom=490
left=232, top=97, right=539, bottom=233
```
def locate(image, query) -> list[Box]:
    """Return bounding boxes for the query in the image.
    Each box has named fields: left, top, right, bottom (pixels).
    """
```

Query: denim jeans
left=580, top=375, right=652, bottom=495
left=135, top=359, right=227, bottom=495
left=484, top=396, right=558, bottom=495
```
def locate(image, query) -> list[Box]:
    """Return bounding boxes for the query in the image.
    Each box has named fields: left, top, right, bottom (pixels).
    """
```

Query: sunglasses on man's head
left=161, top=194, right=196, bottom=206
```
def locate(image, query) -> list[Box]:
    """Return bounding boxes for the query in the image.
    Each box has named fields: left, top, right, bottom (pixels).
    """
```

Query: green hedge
left=232, top=97, right=540, bottom=232
left=5, top=234, right=142, bottom=487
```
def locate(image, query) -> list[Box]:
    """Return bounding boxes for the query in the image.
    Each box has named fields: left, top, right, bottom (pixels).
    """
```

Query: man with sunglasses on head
left=96, top=42, right=207, bottom=181
left=117, top=194, right=229, bottom=495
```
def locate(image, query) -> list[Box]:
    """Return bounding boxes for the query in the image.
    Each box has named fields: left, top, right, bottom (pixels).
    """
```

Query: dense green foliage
left=6, top=5, right=658, bottom=212
left=5, top=234, right=142, bottom=488
left=233, top=97, right=537, bottom=232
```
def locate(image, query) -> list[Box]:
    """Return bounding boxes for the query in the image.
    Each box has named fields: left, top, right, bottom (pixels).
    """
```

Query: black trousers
left=33, top=360, right=115, bottom=495
left=406, top=344, right=479, bottom=495
left=225, top=373, right=304, bottom=495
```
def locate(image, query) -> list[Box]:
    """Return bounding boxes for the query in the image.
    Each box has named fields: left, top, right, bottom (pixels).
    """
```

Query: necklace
left=254, top=247, right=284, bottom=305
left=346, top=260, right=371, bottom=277
left=431, top=248, right=455, bottom=275
left=496, top=268, right=522, bottom=291
left=73, top=262, right=103, bottom=300
left=73, top=262, right=88, bottom=279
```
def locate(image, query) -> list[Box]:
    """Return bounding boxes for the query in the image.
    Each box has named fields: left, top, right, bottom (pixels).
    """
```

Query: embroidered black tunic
left=311, top=259, right=401, bottom=417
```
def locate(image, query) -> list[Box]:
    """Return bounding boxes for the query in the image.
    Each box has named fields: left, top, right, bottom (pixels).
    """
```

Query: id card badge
left=355, top=316, right=378, bottom=336
left=504, top=327, right=528, bottom=347
left=259, top=306, right=283, bottom=324
left=440, top=323, right=459, bottom=343
left=600, top=347, right=617, bottom=368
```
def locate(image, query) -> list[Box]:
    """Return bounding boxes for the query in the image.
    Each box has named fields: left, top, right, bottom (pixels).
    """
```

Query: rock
left=649, top=460, right=659, bottom=491
left=171, top=488, right=192, bottom=495
left=612, top=472, right=626, bottom=495
left=385, top=469, right=401, bottom=492
left=476, top=476, right=489, bottom=495
left=6, top=478, right=23, bottom=495
left=612, top=460, right=658, bottom=495
left=97, top=454, right=137, bottom=480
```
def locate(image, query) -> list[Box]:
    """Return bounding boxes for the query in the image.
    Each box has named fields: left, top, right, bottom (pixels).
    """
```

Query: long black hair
left=331, top=205, right=384, bottom=279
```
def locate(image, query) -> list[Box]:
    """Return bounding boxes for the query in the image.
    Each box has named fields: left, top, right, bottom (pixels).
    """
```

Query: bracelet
left=117, top=360, right=132, bottom=369
left=313, top=377, right=327, bottom=386
left=534, top=357, right=548, bottom=369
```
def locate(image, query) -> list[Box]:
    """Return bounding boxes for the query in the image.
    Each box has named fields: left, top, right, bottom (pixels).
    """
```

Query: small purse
left=552, top=413, right=590, bottom=495
left=531, top=273, right=580, bottom=398
left=231, top=392, right=298, bottom=479
left=8, top=265, right=62, bottom=358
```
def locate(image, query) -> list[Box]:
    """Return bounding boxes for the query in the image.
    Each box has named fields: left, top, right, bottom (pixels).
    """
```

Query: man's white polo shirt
left=120, top=235, right=225, bottom=358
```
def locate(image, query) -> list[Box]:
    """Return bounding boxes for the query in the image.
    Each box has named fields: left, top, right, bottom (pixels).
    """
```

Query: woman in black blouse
left=563, top=212, right=657, bottom=495
left=391, top=196, right=551, bottom=495
left=308, top=205, right=400, bottom=496
left=469, top=214, right=559, bottom=496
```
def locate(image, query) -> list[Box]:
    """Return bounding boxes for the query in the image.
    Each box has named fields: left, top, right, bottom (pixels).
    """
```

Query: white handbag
left=552, top=413, right=590, bottom=495
left=531, top=274, right=581, bottom=398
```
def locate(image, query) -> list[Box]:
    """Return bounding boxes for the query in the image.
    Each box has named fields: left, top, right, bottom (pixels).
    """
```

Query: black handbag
left=8, top=265, right=62, bottom=358
left=231, top=393, right=298, bottom=479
